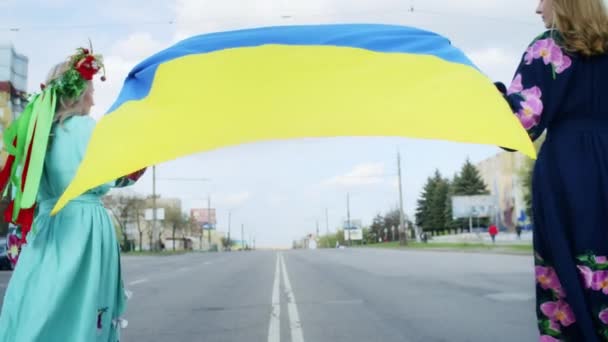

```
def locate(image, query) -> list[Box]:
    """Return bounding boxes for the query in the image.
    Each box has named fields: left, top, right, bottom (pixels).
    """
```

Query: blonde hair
left=553, top=0, right=608, bottom=56
left=45, top=62, right=91, bottom=123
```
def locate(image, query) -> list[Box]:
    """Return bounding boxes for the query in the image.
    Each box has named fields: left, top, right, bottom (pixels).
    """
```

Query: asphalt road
left=0, top=248, right=538, bottom=341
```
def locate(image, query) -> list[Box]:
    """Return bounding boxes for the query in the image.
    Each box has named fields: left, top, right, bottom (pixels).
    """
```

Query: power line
left=0, top=7, right=538, bottom=33
left=1, top=20, right=176, bottom=32
left=157, top=177, right=211, bottom=182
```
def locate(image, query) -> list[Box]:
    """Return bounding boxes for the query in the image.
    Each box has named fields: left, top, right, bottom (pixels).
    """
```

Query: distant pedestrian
left=488, top=225, right=498, bottom=244
left=515, top=224, right=523, bottom=240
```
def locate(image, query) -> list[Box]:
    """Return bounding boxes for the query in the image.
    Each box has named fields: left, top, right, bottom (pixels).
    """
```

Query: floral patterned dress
left=497, top=30, right=608, bottom=341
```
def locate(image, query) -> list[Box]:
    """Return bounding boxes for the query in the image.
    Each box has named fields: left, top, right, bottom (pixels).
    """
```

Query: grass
left=356, top=241, right=533, bottom=254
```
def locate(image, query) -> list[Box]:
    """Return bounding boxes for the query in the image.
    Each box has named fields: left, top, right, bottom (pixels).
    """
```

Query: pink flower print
left=517, top=86, right=544, bottom=130
left=539, top=336, right=560, bottom=342
left=541, top=300, right=576, bottom=327
left=524, top=46, right=535, bottom=65
left=7, top=233, right=21, bottom=266
left=600, top=309, right=608, bottom=325
left=524, top=38, right=572, bottom=74
left=596, top=256, right=608, bottom=264
left=508, top=74, right=523, bottom=95
left=536, top=266, right=566, bottom=297
left=554, top=53, right=572, bottom=74
left=592, top=271, right=608, bottom=294
left=578, top=265, right=594, bottom=289
left=527, top=39, right=559, bottom=65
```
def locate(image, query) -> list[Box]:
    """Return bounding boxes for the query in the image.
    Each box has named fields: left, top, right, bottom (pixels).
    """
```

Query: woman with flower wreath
left=496, top=0, right=608, bottom=340
left=0, top=46, right=145, bottom=341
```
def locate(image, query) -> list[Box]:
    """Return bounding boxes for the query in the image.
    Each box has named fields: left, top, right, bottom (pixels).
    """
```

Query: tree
left=369, top=214, right=384, bottom=243
left=449, top=158, right=491, bottom=229
left=429, top=176, right=450, bottom=232
left=383, top=209, right=400, bottom=241
left=416, top=170, right=451, bottom=233
left=362, top=228, right=374, bottom=244
left=221, top=236, right=233, bottom=250
left=133, top=199, right=145, bottom=251
left=103, top=194, right=146, bottom=252
left=444, top=174, right=458, bottom=230
left=164, top=205, right=187, bottom=251
left=416, top=174, right=438, bottom=232
left=452, top=159, right=489, bottom=196
left=519, top=157, right=535, bottom=220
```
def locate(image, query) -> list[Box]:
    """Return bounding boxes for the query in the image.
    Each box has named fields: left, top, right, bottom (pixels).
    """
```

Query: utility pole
left=347, top=193, right=351, bottom=246
left=207, top=195, right=212, bottom=246
left=227, top=211, right=232, bottom=250
left=152, top=165, right=158, bottom=251
left=325, top=208, right=330, bottom=248
left=397, top=151, right=408, bottom=246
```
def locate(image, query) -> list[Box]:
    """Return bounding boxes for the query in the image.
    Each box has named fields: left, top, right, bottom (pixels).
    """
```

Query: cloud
left=110, top=32, right=167, bottom=61
left=216, top=192, right=252, bottom=207
left=323, top=163, right=387, bottom=187
left=468, top=47, right=519, bottom=71
left=467, top=47, right=522, bottom=82
left=91, top=32, right=171, bottom=118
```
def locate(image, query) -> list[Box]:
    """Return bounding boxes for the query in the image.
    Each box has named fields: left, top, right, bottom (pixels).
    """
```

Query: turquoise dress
left=0, top=115, right=143, bottom=341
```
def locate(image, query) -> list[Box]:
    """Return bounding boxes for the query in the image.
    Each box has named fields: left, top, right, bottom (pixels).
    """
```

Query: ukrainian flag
left=52, top=23, right=534, bottom=214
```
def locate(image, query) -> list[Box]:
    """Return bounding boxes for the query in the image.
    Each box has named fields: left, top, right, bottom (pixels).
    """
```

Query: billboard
left=191, top=208, right=216, bottom=229
left=343, top=219, right=362, bottom=230
left=451, top=195, right=496, bottom=219
left=343, top=229, right=363, bottom=241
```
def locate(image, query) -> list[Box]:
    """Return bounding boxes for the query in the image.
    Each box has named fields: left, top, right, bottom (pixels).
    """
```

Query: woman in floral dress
left=0, top=47, right=145, bottom=341
left=496, top=0, right=608, bottom=340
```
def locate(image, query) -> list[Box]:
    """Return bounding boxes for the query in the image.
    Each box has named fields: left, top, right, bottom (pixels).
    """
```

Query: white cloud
left=469, top=47, right=513, bottom=67
left=467, top=47, right=522, bottom=82
left=323, top=163, right=387, bottom=187
left=110, top=32, right=167, bottom=61
left=91, top=33, right=171, bottom=118
left=216, top=192, right=252, bottom=207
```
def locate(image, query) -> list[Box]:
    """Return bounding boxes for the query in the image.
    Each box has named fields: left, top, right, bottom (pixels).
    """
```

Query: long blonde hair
left=45, top=62, right=91, bottom=123
left=553, top=0, right=608, bottom=56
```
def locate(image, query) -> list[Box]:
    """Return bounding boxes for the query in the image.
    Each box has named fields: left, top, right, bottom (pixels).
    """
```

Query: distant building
left=0, top=43, right=28, bottom=235
left=476, top=151, right=531, bottom=231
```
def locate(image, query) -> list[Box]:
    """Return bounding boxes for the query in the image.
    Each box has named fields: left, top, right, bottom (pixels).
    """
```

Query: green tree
left=429, top=176, right=451, bottom=232
left=370, top=214, right=384, bottom=243
left=164, top=205, right=187, bottom=251
left=451, top=159, right=489, bottom=196
left=383, top=209, right=400, bottom=241
left=519, top=157, right=535, bottom=220
left=416, top=170, right=451, bottom=233
left=448, top=159, right=491, bottom=229
left=444, top=174, right=458, bottom=230
left=416, top=174, right=438, bottom=232
left=103, top=194, right=146, bottom=252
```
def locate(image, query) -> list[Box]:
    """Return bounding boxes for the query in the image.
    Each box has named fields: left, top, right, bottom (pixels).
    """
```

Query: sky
left=0, top=0, right=546, bottom=247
